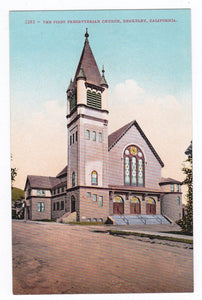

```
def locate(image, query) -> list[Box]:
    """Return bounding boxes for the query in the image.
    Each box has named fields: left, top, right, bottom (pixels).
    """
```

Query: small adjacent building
left=24, top=30, right=183, bottom=224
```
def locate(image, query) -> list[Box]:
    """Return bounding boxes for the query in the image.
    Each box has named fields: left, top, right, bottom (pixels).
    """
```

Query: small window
left=176, top=184, right=180, bottom=192
left=177, top=196, right=180, bottom=205
left=171, top=184, right=174, bottom=192
left=61, top=201, right=64, bottom=210
left=57, top=202, right=60, bottom=210
left=37, top=190, right=41, bottom=196
left=70, top=135, right=72, bottom=145
left=93, top=194, right=97, bottom=202
left=53, top=202, right=56, bottom=211
left=38, top=202, right=45, bottom=212
left=62, top=187, right=64, bottom=193
left=42, top=190, right=45, bottom=196
left=87, top=192, right=91, bottom=197
left=87, top=218, right=91, bottom=222
left=99, top=196, right=103, bottom=207
left=75, top=131, right=78, bottom=142
left=92, top=131, right=96, bottom=141
left=93, top=218, right=97, bottom=222
left=72, top=172, right=75, bottom=187
left=86, top=130, right=90, bottom=140
left=99, top=132, right=102, bottom=142
left=99, top=218, right=103, bottom=223
left=73, top=133, right=74, bottom=144
left=57, top=188, right=60, bottom=194
left=91, top=171, right=98, bottom=185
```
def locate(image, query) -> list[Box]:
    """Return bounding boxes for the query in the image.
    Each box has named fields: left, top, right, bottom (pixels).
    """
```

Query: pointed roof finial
left=100, top=65, right=108, bottom=88
left=85, top=28, right=89, bottom=40
left=102, top=65, right=105, bottom=75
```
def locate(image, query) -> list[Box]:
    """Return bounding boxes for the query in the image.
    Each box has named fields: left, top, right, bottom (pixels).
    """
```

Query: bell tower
left=66, top=29, right=109, bottom=221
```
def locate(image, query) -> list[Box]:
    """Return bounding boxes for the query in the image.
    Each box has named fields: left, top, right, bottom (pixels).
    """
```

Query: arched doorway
left=71, top=195, right=76, bottom=213
left=130, top=196, right=141, bottom=214
left=146, top=197, right=156, bottom=215
left=113, top=195, right=124, bottom=215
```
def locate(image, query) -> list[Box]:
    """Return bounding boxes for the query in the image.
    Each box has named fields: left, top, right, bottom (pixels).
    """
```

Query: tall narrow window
left=75, top=131, right=78, bottom=142
left=171, top=184, right=174, bottom=192
left=99, top=196, right=103, bottom=207
left=70, top=135, right=72, bottom=145
left=124, top=157, right=130, bottom=185
left=138, top=159, right=143, bottom=187
left=124, top=145, right=145, bottom=187
left=72, top=133, right=74, bottom=144
left=91, top=171, right=98, bottom=185
left=72, top=171, right=75, bottom=187
left=86, top=130, right=90, bottom=140
left=99, top=132, right=102, bottom=142
left=38, top=202, right=45, bottom=212
left=92, top=131, right=96, bottom=141
left=131, top=157, right=137, bottom=186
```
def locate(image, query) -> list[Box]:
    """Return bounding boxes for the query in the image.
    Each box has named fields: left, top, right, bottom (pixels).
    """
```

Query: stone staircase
left=56, top=211, right=77, bottom=223
left=109, top=214, right=171, bottom=226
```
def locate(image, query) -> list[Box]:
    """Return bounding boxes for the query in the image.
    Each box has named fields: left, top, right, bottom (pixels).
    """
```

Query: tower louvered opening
left=87, top=90, right=101, bottom=109
left=70, top=91, right=77, bottom=112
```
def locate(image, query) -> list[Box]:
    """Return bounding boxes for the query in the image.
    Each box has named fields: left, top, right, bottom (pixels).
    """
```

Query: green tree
left=177, top=154, right=193, bottom=234
left=11, top=155, right=17, bottom=187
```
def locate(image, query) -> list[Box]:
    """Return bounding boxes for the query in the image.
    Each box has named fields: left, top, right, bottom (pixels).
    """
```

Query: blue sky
left=10, top=9, right=192, bottom=190
left=10, top=9, right=191, bottom=107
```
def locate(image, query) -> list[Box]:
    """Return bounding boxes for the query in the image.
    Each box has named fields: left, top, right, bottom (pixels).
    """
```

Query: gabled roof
left=56, top=166, right=67, bottom=178
left=108, top=120, right=164, bottom=167
left=25, top=175, right=60, bottom=190
left=159, top=177, right=182, bottom=185
left=73, top=32, right=102, bottom=87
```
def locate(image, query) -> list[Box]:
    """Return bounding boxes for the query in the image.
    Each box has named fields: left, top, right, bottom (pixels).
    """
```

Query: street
left=12, top=220, right=193, bottom=294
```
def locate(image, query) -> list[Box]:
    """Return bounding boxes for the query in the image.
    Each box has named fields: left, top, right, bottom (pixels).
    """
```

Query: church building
left=24, top=30, right=182, bottom=225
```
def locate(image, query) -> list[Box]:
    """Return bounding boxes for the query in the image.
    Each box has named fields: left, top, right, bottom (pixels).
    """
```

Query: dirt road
left=12, top=220, right=193, bottom=294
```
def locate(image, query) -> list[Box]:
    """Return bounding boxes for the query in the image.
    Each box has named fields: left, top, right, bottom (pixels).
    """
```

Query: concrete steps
left=109, top=214, right=171, bottom=226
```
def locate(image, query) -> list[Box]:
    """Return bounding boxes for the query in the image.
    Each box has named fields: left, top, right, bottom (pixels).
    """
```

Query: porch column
left=141, top=194, right=147, bottom=215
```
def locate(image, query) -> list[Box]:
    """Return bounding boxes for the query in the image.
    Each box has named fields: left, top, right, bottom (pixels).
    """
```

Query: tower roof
left=73, top=29, right=102, bottom=87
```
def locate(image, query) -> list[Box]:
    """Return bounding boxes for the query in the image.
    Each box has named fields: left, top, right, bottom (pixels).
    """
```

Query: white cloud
left=11, top=100, right=67, bottom=189
left=109, top=80, right=192, bottom=201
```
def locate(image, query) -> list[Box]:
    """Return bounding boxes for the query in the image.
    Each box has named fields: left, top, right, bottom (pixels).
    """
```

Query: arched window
left=91, top=171, right=98, bottom=185
left=124, top=145, right=145, bottom=187
left=72, top=171, right=75, bottom=187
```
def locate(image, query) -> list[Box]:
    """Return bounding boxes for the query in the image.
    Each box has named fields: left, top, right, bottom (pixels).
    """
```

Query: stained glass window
left=130, top=196, right=140, bottom=203
left=92, top=171, right=98, bottom=185
left=138, top=159, right=143, bottom=186
left=125, top=156, right=130, bottom=185
left=124, top=145, right=144, bottom=187
left=131, top=157, right=137, bottom=186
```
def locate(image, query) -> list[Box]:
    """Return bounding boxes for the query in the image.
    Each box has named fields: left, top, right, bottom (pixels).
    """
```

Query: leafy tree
left=177, top=146, right=193, bottom=234
left=11, top=155, right=17, bottom=187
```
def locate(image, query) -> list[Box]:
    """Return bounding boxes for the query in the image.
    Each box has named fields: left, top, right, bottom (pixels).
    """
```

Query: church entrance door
left=146, top=198, right=156, bottom=215
left=130, top=197, right=141, bottom=214
left=113, top=195, right=124, bottom=215
left=71, top=195, right=76, bottom=213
